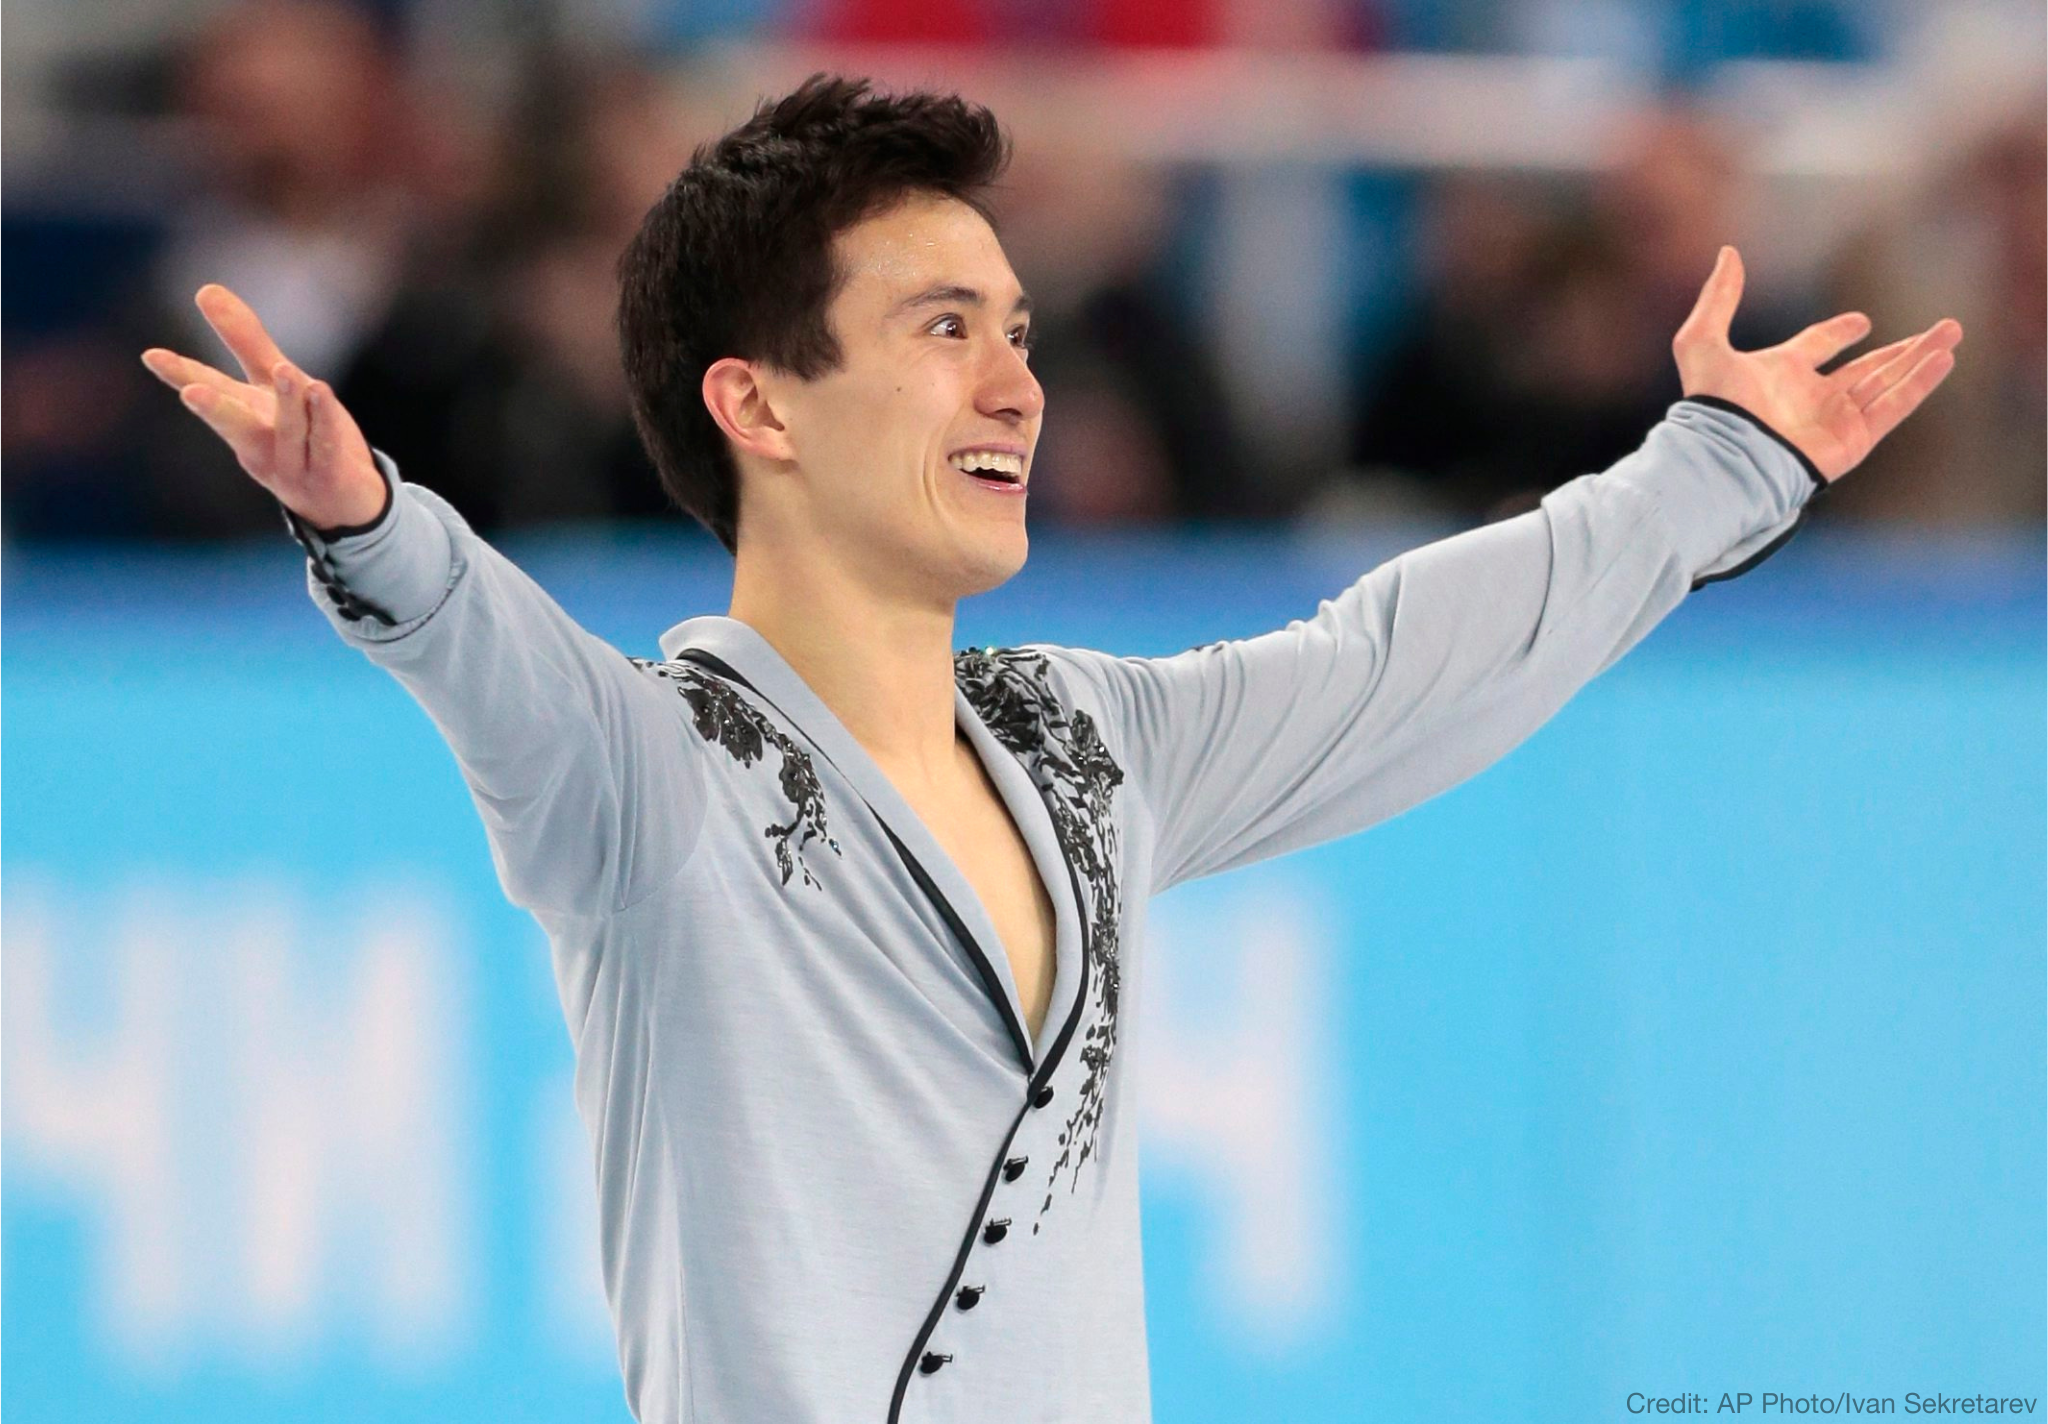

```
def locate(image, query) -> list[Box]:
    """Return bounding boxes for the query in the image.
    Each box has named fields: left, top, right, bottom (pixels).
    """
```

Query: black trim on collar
left=879, top=818, right=1034, bottom=1069
left=885, top=703, right=1098, bottom=1421
left=667, top=646, right=1040, bottom=1074
left=887, top=1093, right=1034, bottom=1422
left=1030, top=846, right=1092, bottom=1100
left=669, top=643, right=1101, bottom=1420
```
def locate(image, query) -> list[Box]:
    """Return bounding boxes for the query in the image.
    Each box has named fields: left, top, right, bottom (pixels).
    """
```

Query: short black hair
left=616, top=74, right=1011, bottom=553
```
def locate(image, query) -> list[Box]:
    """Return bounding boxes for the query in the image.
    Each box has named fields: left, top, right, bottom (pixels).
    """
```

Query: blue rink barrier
left=5, top=521, right=2042, bottom=1423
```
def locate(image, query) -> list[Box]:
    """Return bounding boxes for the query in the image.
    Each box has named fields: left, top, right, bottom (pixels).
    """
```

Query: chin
left=949, top=524, right=1029, bottom=598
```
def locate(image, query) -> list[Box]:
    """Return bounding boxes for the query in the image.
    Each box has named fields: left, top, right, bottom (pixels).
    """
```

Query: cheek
left=876, top=377, right=956, bottom=464
left=791, top=382, right=890, bottom=475
left=796, top=363, right=961, bottom=516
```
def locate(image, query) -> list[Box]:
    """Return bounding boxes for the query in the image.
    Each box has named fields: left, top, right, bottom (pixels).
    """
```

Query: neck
left=727, top=538, right=963, bottom=788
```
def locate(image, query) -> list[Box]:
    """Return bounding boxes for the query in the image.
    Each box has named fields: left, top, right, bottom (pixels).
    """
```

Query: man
left=143, top=75, right=1960, bottom=1424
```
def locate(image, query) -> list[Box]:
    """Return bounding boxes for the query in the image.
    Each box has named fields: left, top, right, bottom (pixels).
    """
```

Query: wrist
left=306, top=475, right=394, bottom=540
left=1679, top=395, right=1827, bottom=491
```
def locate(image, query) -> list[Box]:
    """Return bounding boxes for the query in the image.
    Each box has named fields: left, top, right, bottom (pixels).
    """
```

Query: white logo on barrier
left=1138, top=872, right=1344, bottom=1347
left=2, top=877, right=470, bottom=1368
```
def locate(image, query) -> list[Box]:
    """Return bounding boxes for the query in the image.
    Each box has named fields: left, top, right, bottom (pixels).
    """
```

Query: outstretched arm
left=1054, top=250, right=1961, bottom=896
left=144, top=285, right=702, bottom=917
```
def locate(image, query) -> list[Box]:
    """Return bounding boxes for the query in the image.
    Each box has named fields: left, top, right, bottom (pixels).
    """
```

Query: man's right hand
left=142, top=284, right=389, bottom=532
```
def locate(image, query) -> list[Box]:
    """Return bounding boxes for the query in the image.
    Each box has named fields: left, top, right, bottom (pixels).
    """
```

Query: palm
left=1672, top=247, right=1962, bottom=483
left=142, top=284, right=385, bottom=529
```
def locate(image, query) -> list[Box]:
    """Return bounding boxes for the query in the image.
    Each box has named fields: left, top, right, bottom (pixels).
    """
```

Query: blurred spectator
left=147, top=0, right=456, bottom=538
left=1336, top=172, right=1555, bottom=520
left=1503, top=0, right=1875, bottom=70
left=1814, top=99, right=2046, bottom=528
left=3, top=0, right=474, bottom=542
left=993, top=146, right=1255, bottom=524
left=154, top=0, right=419, bottom=377
left=4, top=9, right=2036, bottom=548
left=336, top=55, right=702, bottom=530
left=1343, top=104, right=1813, bottom=523
left=1, top=13, right=712, bottom=544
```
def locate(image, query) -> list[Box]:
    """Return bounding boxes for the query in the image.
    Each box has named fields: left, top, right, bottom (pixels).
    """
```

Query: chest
left=900, top=763, right=1059, bottom=1043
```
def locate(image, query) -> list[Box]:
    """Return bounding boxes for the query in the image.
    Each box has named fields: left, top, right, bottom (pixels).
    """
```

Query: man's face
left=759, top=193, right=1043, bottom=600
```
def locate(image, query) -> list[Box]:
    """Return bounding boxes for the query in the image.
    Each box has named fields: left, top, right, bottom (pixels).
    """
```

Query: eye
left=928, top=314, right=967, bottom=339
left=1008, top=325, right=1034, bottom=358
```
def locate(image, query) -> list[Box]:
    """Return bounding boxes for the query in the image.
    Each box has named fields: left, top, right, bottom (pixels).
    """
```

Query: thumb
left=294, top=379, right=387, bottom=528
left=306, top=377, right=370, bottom=474
left=1673, top=246, right=1744, bottom=357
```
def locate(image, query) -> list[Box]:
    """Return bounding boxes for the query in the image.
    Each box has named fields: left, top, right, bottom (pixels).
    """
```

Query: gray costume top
left=288, top=398, right=1822, bottom=1424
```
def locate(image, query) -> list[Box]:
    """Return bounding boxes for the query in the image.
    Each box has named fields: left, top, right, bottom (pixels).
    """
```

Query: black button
left=919, top=1351, right=951, bottom=1375
left=1032, top=1085, right=1054, bottom=1108
left=981, top=1217, right=1010, bottom=1245
left=1002, top=1156, right=1028, bottom=1182
left=955, top=1285, right=984, bottom=1310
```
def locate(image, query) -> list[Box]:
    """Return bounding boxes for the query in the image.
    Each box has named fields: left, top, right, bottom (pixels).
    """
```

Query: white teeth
left=948, top=450, right=1024, bottom=479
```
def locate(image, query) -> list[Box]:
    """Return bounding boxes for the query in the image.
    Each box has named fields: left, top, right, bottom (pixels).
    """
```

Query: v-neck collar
left=658, top=615, right=1083, bottom=1070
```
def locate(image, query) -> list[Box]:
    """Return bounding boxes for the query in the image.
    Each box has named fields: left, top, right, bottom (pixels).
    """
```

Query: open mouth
left=948, top=449, right=1026, bottom=491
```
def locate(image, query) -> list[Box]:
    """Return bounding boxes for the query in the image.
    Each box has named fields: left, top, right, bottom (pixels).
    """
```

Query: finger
left=1861, top=346, right=1958, bottom=445
left=1780, top=310, right=1871, bottom=368
left=271, top=361, right=311, bottom=480
left=193, top=284, right=289, bottom=386
left=1826, top=334, right=1917, bottom=388
left=178, top=383, right=274, bottom=478
left=1675, top=245, right=1744, bottom=351
left=142, top=347, right=249, bottom=400
left=1848, top=319, right=1964, bottom=408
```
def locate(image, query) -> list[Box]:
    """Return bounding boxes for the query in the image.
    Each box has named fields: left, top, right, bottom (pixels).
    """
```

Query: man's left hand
left=1672, top=245, right=1963, bottom=483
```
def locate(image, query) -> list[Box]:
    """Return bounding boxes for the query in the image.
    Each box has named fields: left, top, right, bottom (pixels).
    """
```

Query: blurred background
left=4, top=1, right=2043, bottom=1421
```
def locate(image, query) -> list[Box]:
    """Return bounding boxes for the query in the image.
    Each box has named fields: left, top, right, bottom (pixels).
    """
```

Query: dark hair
left=616, top=74, right=1011, bottom=553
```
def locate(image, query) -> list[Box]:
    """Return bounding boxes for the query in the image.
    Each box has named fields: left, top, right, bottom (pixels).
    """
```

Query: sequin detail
left=955, top=647, right=1124, bottom=1212
left=632, top=658, right=841, bottom=888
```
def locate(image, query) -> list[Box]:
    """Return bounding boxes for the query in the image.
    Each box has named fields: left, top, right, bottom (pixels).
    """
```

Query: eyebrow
left=892, top=284, right=1033, bottom=318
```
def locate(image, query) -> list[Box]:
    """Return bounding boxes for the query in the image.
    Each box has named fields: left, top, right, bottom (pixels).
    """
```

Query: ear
left=702, top=358, right=796, bottom=464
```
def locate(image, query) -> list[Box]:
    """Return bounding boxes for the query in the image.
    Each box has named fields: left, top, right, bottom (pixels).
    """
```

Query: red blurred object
left=807, top=0, right=1232, bottom=48
left=1089, top=0, right=1219, bottom=49
left=811, top=0, right=992, bottom=44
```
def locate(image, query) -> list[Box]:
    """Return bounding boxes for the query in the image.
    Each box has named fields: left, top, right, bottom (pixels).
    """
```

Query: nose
left=977, top=338, right=1044, bottom=425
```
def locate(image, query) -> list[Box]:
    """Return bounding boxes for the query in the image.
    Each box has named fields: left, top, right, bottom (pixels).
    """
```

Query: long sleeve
left=285, top=449, right=704, bottom=916
left=1049, top=398, right=1826, bottom=896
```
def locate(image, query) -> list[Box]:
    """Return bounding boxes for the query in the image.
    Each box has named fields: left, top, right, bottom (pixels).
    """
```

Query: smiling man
left=143, top=75, right=1960, bottom=1424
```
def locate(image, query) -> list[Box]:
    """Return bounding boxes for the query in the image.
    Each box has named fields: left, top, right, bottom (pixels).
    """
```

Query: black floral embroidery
left=955, top=646, right=1124, bottom=1223
left=631, top=658, right=841, bottom=888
